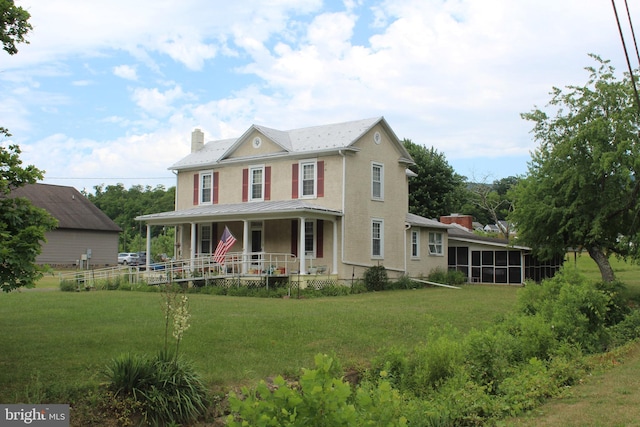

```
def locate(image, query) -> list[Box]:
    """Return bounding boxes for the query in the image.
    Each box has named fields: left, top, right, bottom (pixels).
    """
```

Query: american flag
left=213, top=226, right=237, bottom=264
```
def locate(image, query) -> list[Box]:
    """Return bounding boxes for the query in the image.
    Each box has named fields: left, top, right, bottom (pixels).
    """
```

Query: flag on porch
left=213, top=226, right=237, bottom=264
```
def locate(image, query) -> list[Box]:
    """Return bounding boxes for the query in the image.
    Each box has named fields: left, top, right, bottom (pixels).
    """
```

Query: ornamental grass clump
left=104, top=284, right=208, bottom=426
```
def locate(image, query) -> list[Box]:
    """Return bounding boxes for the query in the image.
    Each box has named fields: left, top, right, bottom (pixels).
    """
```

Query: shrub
left=406, top=335, right=464, bottom=396
left=363, top=265, right=388, bottom=291
left=427, top=268, right=467, bottom=286
left=228, top=354, right=409, bottom=427
left=464, top=327, right=515, bottom=387
left=104, top=351, right=208, bottom=426
left=350, top=281, right=368, bottom=294
left=59, top=280, right=77, bottom=292
left=609, top=309, right=640, bottom=347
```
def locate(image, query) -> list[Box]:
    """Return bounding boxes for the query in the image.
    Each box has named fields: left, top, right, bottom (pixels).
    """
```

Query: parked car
left=132, top=252, right=147, bottom=267
left=118, top=252, right=139, bottom=265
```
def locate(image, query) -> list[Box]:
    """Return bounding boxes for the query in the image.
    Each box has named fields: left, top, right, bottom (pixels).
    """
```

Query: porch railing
left=58, top=252, right=302, bottom=288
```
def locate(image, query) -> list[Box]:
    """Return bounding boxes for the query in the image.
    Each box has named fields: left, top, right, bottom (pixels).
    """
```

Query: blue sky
left=0, top=0, right=636, bottom=192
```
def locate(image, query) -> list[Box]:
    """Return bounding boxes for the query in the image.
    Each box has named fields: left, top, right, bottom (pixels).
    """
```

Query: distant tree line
left=84, top=184, right=175, bottom=255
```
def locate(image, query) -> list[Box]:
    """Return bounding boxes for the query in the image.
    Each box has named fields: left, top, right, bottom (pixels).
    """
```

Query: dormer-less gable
left=221, top=126, right=290, bottom=160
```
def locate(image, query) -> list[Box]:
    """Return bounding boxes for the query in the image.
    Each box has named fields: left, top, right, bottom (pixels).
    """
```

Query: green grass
left=2, top=253, right=640, bottom=426
left=0, top=284, right=519, bottom=401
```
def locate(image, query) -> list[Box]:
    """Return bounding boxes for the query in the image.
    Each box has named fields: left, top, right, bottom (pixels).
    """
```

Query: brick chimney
left=440, top=213, right=473, bottom=231
left=191, top=128, right=204, bottom=153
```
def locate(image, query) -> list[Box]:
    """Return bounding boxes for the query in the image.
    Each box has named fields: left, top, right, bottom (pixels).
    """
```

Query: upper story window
left=243, top=165, right=270, bottom=202
left=300, top=161, right=317, bottom=198
left=372, top=218, right=384, bottom=258
left=193, top=170, right=218, bottom=206
left=292, top=161, right=324, bottom=199
left=200, top=171, right=213, bottom=204
left=429, top=232, right=443, bottom=255
left=411, top=230, right=420, bottom=258
left=372, top=162, right=384, bottom=200
left=250, top=165, right=264, bottom=201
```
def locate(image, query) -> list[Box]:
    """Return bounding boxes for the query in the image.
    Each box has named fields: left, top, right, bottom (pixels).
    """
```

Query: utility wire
left=611, top=0, right=640, bottom=113
left=623, top=0, right=640, bottom=67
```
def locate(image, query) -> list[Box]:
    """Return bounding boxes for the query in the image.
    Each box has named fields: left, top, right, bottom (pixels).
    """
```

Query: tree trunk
left=587, top=246, right=616, bottom=282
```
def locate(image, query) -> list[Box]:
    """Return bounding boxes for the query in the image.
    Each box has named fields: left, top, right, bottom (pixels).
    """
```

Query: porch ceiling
left=136, top=199, right=343, bottom=225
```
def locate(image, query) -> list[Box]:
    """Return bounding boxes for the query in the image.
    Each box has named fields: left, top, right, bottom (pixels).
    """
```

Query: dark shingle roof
left=11, top=183, right=122, bottom=232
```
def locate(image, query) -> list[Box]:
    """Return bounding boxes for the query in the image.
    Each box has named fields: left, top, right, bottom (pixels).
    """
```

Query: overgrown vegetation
left=228, top=269, right=640, bottom=426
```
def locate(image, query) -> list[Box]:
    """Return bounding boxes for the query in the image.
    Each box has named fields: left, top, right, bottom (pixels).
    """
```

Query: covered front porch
left=136, top=200, right=343, bottom=279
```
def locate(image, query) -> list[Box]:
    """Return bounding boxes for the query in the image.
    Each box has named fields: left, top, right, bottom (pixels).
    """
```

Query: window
left=372, top=162, right=384, bottom=200
left=300, top=161, right=316, bottom=198
left=250, top=166, right=264, bottom=201
left=411, top=230, right=420, bottom=258
left=200, top=172, right=212, bottom=204
left=304, top=220, right=315, bottom=257
left=372, top=219, right=384, bottom=258
left=200, top=225, right=211, bottom=254
left=428, top=232, right=443, bottom=255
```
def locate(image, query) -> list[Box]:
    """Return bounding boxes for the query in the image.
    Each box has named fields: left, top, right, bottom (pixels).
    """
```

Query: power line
left=611, top=0, right=640, bottom=112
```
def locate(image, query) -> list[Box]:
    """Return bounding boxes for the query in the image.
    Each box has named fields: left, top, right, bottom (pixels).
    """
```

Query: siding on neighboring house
left=10, top=183, right=122, bottom=266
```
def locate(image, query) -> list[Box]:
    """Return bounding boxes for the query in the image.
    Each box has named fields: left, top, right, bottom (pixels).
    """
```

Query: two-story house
left=136, top=117, right=450, bottom=283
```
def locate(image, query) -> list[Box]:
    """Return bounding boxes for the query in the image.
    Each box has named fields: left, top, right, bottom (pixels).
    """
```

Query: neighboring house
left=445, top=219, right=563, bottom=284
left=11, top=183, right=122, bottom=267
left=136, top=117, right=450, bottom=282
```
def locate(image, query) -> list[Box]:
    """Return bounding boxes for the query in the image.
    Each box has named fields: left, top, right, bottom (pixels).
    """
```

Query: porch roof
left=135, top=200, right=343, bottom=225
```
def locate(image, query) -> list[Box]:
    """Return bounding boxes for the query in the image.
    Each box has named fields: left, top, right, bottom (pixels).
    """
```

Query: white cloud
left=113, top=65, right=138, bottom=81
left=5, top=0, right=636, bottom=191
left=131, top=85, right=194, bottom=118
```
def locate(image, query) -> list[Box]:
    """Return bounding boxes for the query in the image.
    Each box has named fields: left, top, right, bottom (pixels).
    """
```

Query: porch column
left=299, top=217, right=306, bottom=274
left=190, top=222, right=196, bottom=270
left=242, top=220, right=250, bottom=274
left=332, top=219, right=338, bottom=274
left=146, top=224, right=151, bottom=271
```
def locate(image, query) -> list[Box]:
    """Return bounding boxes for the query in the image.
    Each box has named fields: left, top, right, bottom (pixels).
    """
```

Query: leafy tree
left=0, top=138, right=58, bottom=292
left=0, top=3, right=58, bottom=292
left=0, top=0, right=32, bottom=55
left=467, top=175, right=520, bottom=237
left=86, top=184, right=175, bottom=256
left=511, top=55, right=640, bottom=282
left=404, top=139, right=466, bottom=219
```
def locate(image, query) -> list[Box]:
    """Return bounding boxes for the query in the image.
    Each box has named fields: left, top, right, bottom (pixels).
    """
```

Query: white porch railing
left=58, top=252, right=299, bottom=288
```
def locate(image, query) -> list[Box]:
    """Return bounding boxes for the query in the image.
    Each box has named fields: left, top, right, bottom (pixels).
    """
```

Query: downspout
left=339, top=150, right=346, bottom=266
left=404, top=223, right=411, bottom=275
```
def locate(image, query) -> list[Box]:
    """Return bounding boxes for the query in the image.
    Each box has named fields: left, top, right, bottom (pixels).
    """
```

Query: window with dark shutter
left=292, top=163, right=299, bottom=199
left=193, top=173, right=199, bottom=205
left=265, top=166, right=271, bottom=201
left=213, top=171, right=219, bottom=204
left=242, top=169, right=248, bottom=202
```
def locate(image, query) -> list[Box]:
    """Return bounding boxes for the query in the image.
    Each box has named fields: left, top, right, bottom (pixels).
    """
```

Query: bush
left=427, top=268, right=467, bottom=286
left=104, top=351, right=208, bottom=426
left=363, top=265, right=388, bottom=291
left=59, top=280, right=77, bottom=292
left=609, top=309, right=640, bottom=347
left=227, top=354, right=409, bottom=427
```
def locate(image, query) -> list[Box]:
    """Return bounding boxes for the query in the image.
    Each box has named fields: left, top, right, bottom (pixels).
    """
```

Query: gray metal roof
left=170, top=117, right=414, bottom=171
left=448, top=224, right=530, bottom=250
left=405, top=213, right=451, bottom=230
left=11, top=183, right=122, bottom=232
left=137, top=199, right=343, bottom=225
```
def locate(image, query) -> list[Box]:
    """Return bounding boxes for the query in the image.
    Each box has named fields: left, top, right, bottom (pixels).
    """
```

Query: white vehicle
left=118, top=252, right=139, bottom=265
